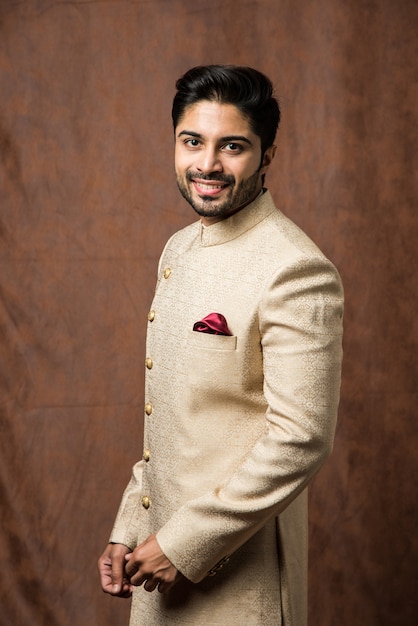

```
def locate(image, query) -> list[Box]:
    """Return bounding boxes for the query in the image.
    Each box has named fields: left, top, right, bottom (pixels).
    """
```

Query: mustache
left=185, top=171, right=235, bottom=185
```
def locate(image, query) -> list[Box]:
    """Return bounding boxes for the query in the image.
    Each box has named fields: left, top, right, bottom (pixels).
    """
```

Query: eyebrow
left=177, top=130, right=253, bottom=146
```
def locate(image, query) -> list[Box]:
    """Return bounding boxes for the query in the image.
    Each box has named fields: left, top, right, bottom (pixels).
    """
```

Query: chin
left=194, top=198, right=229, bottom=215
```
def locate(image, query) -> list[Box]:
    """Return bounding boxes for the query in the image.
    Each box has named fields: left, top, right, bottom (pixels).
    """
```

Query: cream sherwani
left=110, top=190, right=344, bottom=625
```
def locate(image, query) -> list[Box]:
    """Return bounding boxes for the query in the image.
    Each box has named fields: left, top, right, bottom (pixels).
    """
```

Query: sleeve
left=109, top=460, right=144, bottom=550
left=156, top=255, right=344, bottom=582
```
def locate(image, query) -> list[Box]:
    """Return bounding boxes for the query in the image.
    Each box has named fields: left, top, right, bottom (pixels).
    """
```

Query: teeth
left=197, top=183, right=224, bottom=191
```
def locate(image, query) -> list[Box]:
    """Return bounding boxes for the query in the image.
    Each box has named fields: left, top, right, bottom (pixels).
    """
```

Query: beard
left=176, top=168, right=262, bottom=220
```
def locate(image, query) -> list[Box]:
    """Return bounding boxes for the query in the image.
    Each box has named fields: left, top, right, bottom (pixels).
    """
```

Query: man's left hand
left=125, top=534, right=183, bottom=593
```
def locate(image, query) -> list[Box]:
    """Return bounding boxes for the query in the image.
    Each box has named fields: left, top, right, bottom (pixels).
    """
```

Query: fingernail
left=112, top=584, right=119, bottom=592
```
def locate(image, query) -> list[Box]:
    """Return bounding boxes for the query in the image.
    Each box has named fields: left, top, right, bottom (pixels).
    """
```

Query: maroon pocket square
left=193, top=312, right=232, bottom=336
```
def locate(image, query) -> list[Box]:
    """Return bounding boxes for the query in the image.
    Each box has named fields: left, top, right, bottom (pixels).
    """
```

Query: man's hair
left=172, top=65, right=280, bottom=154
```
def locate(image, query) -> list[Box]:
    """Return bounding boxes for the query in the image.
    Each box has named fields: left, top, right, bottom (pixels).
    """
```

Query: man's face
left=175, top=101, right=275, bottom=225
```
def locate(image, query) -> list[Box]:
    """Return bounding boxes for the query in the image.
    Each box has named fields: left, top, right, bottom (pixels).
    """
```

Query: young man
left=98, top=65, right=344, bottom=625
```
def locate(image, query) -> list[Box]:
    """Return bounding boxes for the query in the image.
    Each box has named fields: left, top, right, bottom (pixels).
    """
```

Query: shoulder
left=262, top=206, right=327, bottom=262
left=253, top=197, right=343, bottom=298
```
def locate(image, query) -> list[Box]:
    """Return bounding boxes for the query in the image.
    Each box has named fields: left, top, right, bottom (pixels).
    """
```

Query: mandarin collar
left=198, top=190, right=276, bottom=247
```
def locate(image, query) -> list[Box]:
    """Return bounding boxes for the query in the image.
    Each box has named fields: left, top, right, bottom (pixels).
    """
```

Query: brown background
left=1, top=1, right=417, bottom=624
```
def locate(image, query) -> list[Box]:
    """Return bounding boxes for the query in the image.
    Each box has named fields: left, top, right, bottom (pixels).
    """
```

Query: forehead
left=176, top=100, right=257, bottom=141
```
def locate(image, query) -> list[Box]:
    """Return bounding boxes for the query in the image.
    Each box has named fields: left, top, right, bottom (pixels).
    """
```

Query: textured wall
left=0, top=1, right=417, bottom=624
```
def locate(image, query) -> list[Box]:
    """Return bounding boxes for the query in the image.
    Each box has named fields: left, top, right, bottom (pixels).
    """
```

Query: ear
left=260, top=144, right=277, bottom=175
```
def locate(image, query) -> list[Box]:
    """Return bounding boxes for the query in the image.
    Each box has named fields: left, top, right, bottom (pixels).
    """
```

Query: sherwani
left=110, top=190, right=344, bottom=625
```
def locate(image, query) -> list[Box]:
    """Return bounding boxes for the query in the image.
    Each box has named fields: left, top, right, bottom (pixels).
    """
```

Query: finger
left=98, top=546, right=115, bottom=593
left=143, top=578, right=159, bottom=593
left=118, top=580, right=134, bottom=598
left=157, top=579, right=175, bottom=594
left=129, top=570, right=149, bottom=587
left=157, top=569, right=183, bottom=594
left=125, top=555, right=143, bottom=580
left=110, top=546, right=130, bottom=594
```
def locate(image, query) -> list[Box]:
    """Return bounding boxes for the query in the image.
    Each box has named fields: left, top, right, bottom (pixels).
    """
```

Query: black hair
left=172, top=65, right=280, bottom=154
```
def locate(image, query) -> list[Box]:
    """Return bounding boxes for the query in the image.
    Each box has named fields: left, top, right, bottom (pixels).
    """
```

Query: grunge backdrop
left=1, top=1, right=417, bottom=624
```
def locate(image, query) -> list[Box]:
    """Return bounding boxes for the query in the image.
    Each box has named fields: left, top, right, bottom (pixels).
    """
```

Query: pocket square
left=193, top=312, right=232, bottom=336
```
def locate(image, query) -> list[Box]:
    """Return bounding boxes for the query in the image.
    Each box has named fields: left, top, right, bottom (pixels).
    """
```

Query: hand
left=98, top=543, right=133, bottom=598
left=125, top=534, right=183, bottom=593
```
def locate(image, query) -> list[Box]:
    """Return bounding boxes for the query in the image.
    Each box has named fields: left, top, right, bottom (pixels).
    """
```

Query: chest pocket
left=190, top=329, right=237, bottom=351
left=187, top=330, right=240, bottom=401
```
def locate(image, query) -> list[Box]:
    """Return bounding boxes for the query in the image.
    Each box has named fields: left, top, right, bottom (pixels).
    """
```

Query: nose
left=196, top=146, right=223, bottom=174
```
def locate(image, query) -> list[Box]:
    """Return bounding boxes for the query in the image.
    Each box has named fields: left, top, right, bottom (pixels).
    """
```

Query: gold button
left=141, top=496, right=150, bottom=509
left=143, top=449, right=150, bottom=462
left=163, top=268, right=171, bottom=279
left=145, top=357, right=153, bottom=370
left=144, top=402, right=153, bottom=416
left=148, top=310, right=155, bottom=322
left=208, top=556, right=230, bottom=576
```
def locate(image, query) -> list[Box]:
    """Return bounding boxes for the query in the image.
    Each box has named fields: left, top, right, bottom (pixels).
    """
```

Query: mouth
left=192, top=178, right=229, bottom=197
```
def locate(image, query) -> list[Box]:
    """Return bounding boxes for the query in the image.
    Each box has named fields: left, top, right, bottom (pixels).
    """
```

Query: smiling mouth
left=192, top=179, right=229, bottom=196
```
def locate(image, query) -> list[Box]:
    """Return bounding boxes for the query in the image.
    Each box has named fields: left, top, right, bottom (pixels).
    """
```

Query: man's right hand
left=98, top=543, right=133, bottom=598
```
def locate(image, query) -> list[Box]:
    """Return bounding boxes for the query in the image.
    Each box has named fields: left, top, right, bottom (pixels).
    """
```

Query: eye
left=223, top=142, right=243, bottom=153
left=184, top=138, right=201, bottom=148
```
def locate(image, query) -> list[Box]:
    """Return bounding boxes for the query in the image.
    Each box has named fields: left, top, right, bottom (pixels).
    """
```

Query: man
left=98, top=65, right=344, bottom=625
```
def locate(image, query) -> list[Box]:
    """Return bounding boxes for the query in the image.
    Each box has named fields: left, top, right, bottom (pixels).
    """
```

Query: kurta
left=110, top=190, right=344, bottom=625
